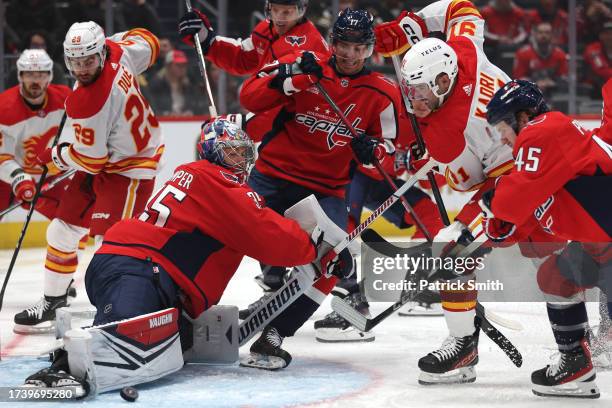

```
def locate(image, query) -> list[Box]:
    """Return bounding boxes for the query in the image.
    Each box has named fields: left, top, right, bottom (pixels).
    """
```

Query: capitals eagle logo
left=285, top=35, right=306, bottom=47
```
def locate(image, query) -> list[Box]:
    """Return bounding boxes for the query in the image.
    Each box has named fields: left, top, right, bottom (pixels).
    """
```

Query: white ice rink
left=0, top=246, right=610, bottom=407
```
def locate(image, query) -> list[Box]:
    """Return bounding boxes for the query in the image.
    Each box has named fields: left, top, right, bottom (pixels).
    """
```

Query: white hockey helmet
left=63, top=21, right=107, bottom=72
left=16, top=49, right=54, bottom=81
left=400, top=38, right=458, bottom=110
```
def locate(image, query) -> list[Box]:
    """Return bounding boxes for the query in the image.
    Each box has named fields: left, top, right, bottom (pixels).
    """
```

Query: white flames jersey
left=415, top=0, right=514, bottom=192
left=59, top=29, right=164, bottom=179
left=0, top=84, right=71, bottom=183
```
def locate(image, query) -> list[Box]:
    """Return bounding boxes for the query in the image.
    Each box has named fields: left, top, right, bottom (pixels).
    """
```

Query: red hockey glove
left=479, top=189, right=516, bottom=243
left=179, top=9, right=216, bottom=48
left=37, top=143, right=70, bottom=173
left=374, top=11, right=428, bottom=57
left=10, top=170, right=36, bottom=202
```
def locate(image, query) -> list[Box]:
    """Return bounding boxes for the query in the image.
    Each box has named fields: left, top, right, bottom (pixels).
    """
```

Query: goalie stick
left=331, top=230, right=523, bottom=367
left=358, top=229, right=523, bottom=331
left=237, top=159, right=436, bottom=347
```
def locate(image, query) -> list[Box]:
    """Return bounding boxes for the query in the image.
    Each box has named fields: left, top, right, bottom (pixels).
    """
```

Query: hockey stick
left=0, top=113, right=67, bottom=312
left=314, top=82, right=432, bottom=241
left=390, top=55, right=450, bottom=225
left=332, top=231, right=523, bottom=367
left=184, top=0, right=218, bottom=117
left=331, top=232, right=488, bottom=332
left=238, top=159, right=437, bottom=346
left=0, top=168, right=76, bottom=219
left=359, top=228, right=523, bottom=331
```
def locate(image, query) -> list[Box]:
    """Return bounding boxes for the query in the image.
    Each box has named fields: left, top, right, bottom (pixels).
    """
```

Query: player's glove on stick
left=10, top=169, right=36, bottom=202
left=271, top=51, right=323, bottom=95
left=37, top=143, right=71, bottom=173
left=311, top=227, right=354, bottom=279
left=374, top=11, right=428, bottom=57
left=179, top=9, right=216, bottom=49
left=350, top=133, right=385, bottom=165
left=479, top=189, right=516, bottom=242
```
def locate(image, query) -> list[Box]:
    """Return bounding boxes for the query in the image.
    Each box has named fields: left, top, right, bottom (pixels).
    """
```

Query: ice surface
left=0, top=247, right=610, bottom=407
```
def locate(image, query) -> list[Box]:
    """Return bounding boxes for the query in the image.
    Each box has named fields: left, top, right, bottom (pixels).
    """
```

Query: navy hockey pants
left=85, top=254, right=179, bottom=326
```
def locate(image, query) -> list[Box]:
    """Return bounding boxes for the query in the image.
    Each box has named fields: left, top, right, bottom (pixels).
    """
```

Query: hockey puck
left=120, top=386, right=139, bottom=402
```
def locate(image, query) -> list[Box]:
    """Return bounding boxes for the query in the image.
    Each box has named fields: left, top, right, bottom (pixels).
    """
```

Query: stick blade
left=330, top=296, right=369, bottom=331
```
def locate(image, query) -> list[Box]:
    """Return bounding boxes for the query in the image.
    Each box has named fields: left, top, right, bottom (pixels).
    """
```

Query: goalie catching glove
left=311, top=226, right=354, bottom=279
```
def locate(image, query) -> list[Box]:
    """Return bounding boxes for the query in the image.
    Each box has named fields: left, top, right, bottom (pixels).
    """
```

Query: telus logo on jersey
left=285, top=35, right=306, bottom=47
left=295, top=104, right=365, bottom=149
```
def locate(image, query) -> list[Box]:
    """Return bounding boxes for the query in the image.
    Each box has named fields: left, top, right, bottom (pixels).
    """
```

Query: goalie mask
left=198, top=119, right=256, bottom=183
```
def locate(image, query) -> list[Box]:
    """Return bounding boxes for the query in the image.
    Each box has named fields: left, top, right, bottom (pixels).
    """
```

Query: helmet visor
left=401, top=82, right=431, bottom=101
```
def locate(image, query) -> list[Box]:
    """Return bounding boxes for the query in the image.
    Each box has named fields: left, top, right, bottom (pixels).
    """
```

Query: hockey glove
left=179, top=9, right=216, bottom=49
left=350, top=133, right=385, bottom=165
left=311, top=228, right=354, bottom=279
left=479, top=189, right=516, bottom=243
left=10, top=169, right=36, bottom=202
left=270, top=52, right=323, bottom=96
left=374, top=11, right=428, bottom=57
left=298, top=52, right=323, bottom=80
left=37, top=143, right=71, bottom=173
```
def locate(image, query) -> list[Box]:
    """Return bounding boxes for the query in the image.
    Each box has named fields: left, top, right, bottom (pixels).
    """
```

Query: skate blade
left=239, top=354, right=287, bottom=371
left=418, top=366, right=476, bottom=385
left=315, top=328, right=375, bottom=343
left=398, top=302, right=443, bottom=317
left=532, top=382, right=600, bottom=399
left=13, top=322, right=55, bottom=335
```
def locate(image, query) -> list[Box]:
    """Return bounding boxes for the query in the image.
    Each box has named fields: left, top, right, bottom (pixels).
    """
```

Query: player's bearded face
left=405, top=84, right=439, bottom=118
left=20, top=71, right=51, bottom=100
left=68, top=54, right=102, bottom=85
left=333, top=41, right=368, bottom=75
left=269, top=4, right=301, bottom=35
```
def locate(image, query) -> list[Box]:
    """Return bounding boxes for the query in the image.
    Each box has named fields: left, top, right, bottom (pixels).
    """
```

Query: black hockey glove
left=350, top=133, right=382, bottom=165
left=298, top=52, right=323, bottom=81
left=179, top=9, right=216, bottom=50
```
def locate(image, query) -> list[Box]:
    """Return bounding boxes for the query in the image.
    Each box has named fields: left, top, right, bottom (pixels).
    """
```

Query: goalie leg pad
left=65, top=308, right=183, bottom=395
left=182, top=305, right=239, bottom=364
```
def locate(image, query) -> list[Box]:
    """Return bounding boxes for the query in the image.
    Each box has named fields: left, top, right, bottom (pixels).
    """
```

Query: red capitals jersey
left=596, top=79, right=612, bottom=144
left=97, top=160, right=315, bottom=317
left=583, top=41, right=612, bottom=84
left=492, top=112, right=612, bottom=242
left=513, top=44, right=568, bottom=81
left=240, top=54, right=401, bottom=198
left=205, top=18, right=330, bottom=76
left=0, top=84, right=71, bottom=177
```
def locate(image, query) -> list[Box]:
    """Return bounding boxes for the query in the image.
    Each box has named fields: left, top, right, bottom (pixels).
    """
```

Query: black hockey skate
left=314, top=292, right=374, bottom=343
left=240, top=326, right=292, bottom=370
left=239, top=292, right=272, bottom=320
left=24, top=367, right=88, bottom=398
left=532, top=339, right=599, bottom=398
left=418, top=330, right=479, bottom=385
left=398, top=288, right=443, bottom=316
left=14, top=294, right=67, bottom=334
left=253, top=268, right=290, bottom=292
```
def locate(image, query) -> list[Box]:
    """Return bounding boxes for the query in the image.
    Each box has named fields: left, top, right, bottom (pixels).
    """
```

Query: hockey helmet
left=265, top=0, right=308, bottom=22
left=330, top=8, right=375, bottom=59
left=16, top=49, right=54, bottom=81
left=63, top=21, right=107, bottom=73
left=486, top=79, right=549, bottom=133
left=198, top=119, right=256, bottom=183
left=400, top=38, right=458, bottom=111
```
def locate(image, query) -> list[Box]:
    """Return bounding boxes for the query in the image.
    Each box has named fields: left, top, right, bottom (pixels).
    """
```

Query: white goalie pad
left=284, top=195, right=359, bottom=256
left=182, top=305, right=239, bottom=365
left=65, top=308, right=183, bottom=395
